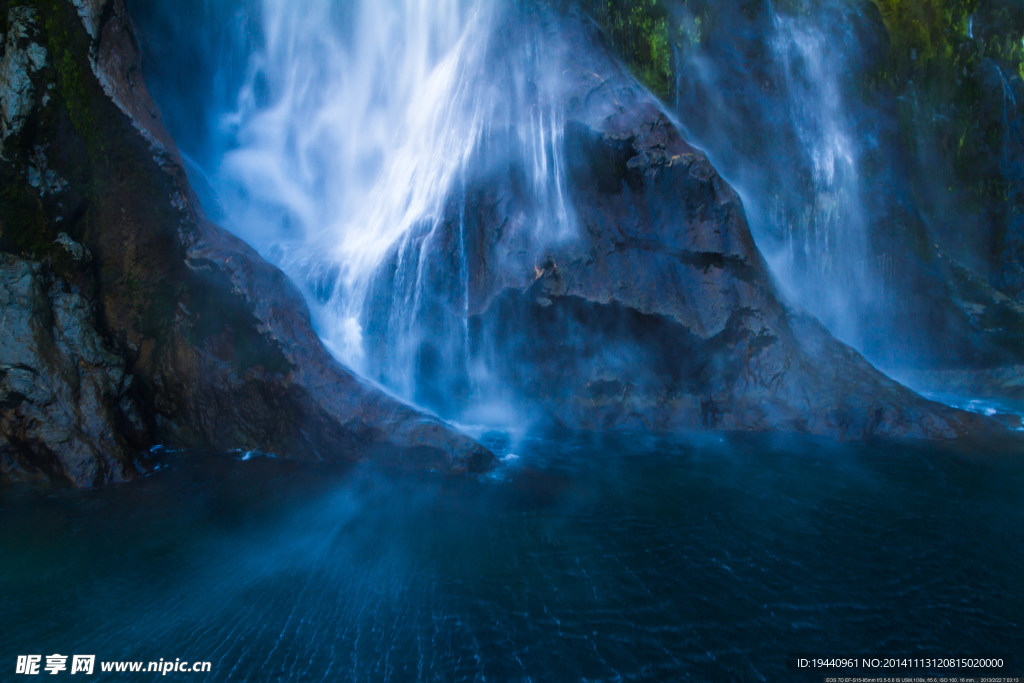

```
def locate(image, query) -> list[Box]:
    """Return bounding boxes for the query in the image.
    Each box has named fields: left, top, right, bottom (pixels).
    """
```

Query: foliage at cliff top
left=572, top=0, right=675, bottom=98
left=869, top=0, right=1023, bottom=210
left=575, top=0, right=1023, bottom=98
left=872, top=0, right=1023, bottom=82
left=575, top=0, right=1022, bottom=239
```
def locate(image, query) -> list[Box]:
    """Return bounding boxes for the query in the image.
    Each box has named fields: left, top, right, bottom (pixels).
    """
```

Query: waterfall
left=764, top=9, right=877, bottom=350
left=214, top=0, right=487, bottom=368
left=195, top=0, right=575, bottom=417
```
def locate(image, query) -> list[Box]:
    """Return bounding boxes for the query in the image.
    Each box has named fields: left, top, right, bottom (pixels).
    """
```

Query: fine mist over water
left=4, top=437, right=1024, bottom=680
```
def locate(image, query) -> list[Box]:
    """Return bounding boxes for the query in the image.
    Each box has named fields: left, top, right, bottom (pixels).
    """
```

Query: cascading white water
left=210, top=0, right=575, bottom=412
left=764, top=10, right=879, bottom=350
left=215, top=0, right=489, bottom=367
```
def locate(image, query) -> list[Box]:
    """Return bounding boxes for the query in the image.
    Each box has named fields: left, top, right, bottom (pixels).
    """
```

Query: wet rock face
left=373, top=9, right=992, bottom=440
left=0, top=0, right=491, bottom=485
left=0, top=251, right=144, bottom=485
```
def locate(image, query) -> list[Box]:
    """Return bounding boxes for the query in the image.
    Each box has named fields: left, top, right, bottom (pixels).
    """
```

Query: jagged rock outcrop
left=0, top=0, right=492, bottom=486
left=368, top=8, right=995, bottom=439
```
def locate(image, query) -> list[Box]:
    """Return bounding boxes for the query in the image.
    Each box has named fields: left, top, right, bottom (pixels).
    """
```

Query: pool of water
left=2, top=433, right=1022, bottom=680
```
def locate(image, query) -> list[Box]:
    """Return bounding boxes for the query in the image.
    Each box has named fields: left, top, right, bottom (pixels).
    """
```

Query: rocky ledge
left=0, top=0, right=492, bottom=486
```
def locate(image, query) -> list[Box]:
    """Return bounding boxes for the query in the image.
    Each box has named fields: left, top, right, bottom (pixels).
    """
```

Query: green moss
left=867, top=0, right=1023, bottom=98
left=576, top=0, right=676, bottom=98
left=32, top=0, right=107, bottom=166
left=869, top=0, right=1024, bottom=85
left=861, top=0, right=1024, bottom=217
left=872, top=0, right=974, bottom=75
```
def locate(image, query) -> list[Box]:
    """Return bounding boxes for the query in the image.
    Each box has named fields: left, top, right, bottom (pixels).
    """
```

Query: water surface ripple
left=2, top=434, right=1022, bottom=681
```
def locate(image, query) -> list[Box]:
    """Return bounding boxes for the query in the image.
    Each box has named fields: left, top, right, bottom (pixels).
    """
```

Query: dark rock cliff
left=0, top=0, right=492, bottom=486
left=366, top=9, right=996, bottom=440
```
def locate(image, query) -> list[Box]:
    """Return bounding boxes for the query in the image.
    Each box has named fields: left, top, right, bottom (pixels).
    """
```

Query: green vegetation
left=574, top=0, right=1022, bottom=261
left=869, top=0, right=1023, bottom=215
left=871, top=0, right=1024, bottom=83
left=34, top=0, right=108, bottom=167
left=872, top=0, right=976, bottom=79
left=575, top=0, right=676, bottom=98
left=576, top=0, right=1021, bottom=96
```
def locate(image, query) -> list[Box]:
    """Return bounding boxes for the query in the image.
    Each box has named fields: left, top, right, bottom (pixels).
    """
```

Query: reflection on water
left=2, top=434, right=1023, bottom=680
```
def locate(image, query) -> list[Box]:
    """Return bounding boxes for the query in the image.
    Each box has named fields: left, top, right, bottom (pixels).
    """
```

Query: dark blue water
left=2, top=433, right=1023, bottom=681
